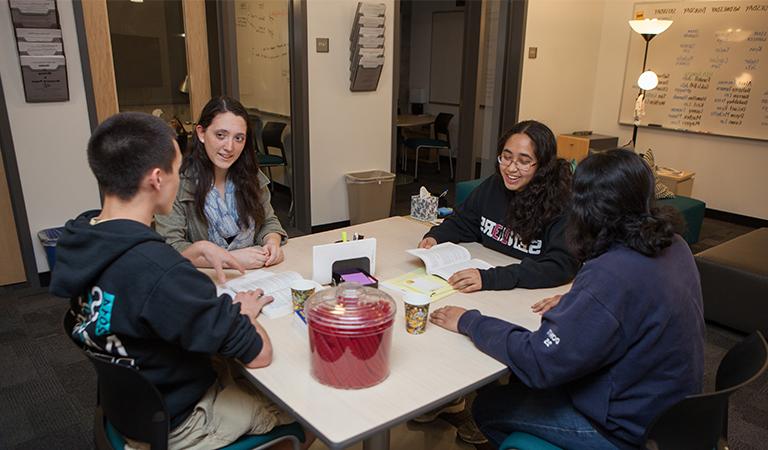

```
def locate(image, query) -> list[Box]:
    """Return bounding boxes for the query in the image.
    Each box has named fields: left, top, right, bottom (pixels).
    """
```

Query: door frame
left=0, top=80, right=38, bottom=287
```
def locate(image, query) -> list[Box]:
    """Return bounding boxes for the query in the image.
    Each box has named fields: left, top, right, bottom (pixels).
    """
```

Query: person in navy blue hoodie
left=418, top=120, right=579, bottom=292
left=50, top=112, right=313, bottom=450
left=429, top=149, right=705, bottom=449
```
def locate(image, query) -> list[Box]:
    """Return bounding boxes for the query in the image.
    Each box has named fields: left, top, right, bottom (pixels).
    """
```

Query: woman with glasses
left=417, top=120, right=579, bottom=292
left=429, top=149, right=703, bottom=449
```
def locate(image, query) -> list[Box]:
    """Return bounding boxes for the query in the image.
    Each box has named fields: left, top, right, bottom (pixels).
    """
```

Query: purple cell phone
left=340, top=272, right=375, bottom=284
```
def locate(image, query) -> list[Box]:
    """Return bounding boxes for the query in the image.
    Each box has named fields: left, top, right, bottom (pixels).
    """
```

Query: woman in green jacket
left=156, top=96, right=287, bottom=269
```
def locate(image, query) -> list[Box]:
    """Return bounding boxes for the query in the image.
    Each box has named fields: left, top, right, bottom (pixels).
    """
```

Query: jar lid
left=305, top=282, right=396, bottom=331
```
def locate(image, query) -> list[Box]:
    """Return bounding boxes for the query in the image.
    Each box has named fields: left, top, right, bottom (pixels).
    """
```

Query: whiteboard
left=235, top=0, right=291, bottom=116
left=429, top=11, right=464, bottom=105
left=619, top=1, right=768, bottom=141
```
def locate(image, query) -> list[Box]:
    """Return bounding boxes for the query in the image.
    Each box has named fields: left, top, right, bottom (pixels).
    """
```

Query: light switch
left=316, top=38, right=329, bottom=53
left=528, top=47, right=538, bottom=59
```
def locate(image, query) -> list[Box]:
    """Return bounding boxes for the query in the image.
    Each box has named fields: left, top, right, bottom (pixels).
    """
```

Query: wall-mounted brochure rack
left=349, top=2, right=385, bottom=92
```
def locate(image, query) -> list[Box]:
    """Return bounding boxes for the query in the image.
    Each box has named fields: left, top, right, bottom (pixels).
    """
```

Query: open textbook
left=217, top=270, right=303, bottom=319
left=406, top=242, right=493, bottom=280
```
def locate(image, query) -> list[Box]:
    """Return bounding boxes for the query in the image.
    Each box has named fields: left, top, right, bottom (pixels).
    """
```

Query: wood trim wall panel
left=80, top=0, right=118, bottom=124
left=0, top=149, right=26, bottom=285
left=182, top=0, right=211, bottom=121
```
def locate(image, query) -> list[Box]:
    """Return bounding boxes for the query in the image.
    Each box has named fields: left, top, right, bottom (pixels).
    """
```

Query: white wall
left=307, top=0, right=394, bottom=225
left=589, top=0, right=768, bottom=219
left=518, top=0, right=606, bottom=135
left=0, top=0, right=100, bottom=272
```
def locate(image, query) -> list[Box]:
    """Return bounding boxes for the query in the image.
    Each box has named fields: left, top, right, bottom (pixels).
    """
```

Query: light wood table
left=395, top=114, right=435, bottom=128
left=222, top=217, right=570, bottom=450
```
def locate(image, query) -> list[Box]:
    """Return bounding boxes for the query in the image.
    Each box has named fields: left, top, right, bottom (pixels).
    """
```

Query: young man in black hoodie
left=51, top=112, right=310, bottom=449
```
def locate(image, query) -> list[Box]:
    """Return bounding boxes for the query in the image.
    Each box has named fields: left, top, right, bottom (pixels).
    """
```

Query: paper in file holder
left=312, top=238, right=377, bottom=285
left=350, top=2, right=385, bottom=92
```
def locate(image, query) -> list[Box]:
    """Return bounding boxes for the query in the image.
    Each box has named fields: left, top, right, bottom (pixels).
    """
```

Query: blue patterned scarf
left=203, top=178, right=255, bottom=250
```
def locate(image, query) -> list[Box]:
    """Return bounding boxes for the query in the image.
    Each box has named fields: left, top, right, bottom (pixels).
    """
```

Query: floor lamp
left=628, top=18, right=673, bottom=148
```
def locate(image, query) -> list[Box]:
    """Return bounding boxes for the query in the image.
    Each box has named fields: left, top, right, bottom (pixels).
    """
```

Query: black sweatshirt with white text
left=425, top=174, right=579, bottom=290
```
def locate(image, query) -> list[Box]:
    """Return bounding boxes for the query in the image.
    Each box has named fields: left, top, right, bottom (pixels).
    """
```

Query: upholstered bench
left=695, top=228, right=768, bottom=335
left=656, top=196, right=706, bottom=244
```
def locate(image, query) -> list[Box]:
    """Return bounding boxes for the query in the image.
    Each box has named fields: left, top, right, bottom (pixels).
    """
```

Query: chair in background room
left=499, top=331, right=768, bottom=450
left=258, top=121, right=289, bottom=186
left=402, top=112, right=454, bottom=181
left=62, top=312, right=305, bottom=450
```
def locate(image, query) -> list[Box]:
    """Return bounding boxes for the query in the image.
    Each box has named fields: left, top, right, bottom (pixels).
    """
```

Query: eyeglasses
left=497, top=154, right=537, bottom=172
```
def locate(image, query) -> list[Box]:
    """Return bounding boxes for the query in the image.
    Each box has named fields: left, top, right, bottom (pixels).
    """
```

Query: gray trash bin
left=345, top=170, right=396, bottom=225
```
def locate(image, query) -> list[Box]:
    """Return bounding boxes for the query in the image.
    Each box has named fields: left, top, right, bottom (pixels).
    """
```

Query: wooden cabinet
left=556, top=133, right=618, bottom=163
left=657, top=168, right=695, bottom=197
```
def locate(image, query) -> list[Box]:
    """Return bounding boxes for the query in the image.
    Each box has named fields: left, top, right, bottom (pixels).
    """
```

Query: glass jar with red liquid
left=304, top=282, right=396, bottom=389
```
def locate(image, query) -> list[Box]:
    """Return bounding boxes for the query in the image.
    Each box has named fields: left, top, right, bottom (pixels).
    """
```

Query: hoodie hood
left=50, top=210, right=165, bottom=298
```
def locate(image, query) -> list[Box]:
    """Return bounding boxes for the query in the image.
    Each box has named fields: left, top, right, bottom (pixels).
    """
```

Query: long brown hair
left=182, top=96, right=265, bottom=228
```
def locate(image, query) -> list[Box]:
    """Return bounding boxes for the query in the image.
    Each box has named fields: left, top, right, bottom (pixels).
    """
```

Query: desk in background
left=396, top=114, right=436, bottom=166
left=556, top=133, right=618, bottom=163
left=219, top=216, right=570, bottom=450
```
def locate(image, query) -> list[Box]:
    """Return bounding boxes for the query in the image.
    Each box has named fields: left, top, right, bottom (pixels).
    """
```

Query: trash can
left=37, top=227, right=65, bottom=270
left=345, top=170, right=395, bottom=225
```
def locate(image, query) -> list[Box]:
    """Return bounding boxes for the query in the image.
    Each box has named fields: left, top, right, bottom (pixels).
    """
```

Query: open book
left=216, top=270, right=303, bottom=319
left=406, top=242, right=493, bottom=280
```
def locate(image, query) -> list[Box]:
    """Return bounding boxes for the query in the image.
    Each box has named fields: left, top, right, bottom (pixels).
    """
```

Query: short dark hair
left=497, top=120, right=572, bottom=244
left=567, top=148, right=683, bottom=261
left=87, top=112, right=176, bottom=200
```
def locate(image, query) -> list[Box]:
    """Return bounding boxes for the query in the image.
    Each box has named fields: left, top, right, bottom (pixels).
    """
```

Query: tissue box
left=411, top=195, right=438, bottom=221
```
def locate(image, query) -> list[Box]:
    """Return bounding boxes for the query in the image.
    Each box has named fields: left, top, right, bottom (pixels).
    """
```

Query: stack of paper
left=350, top=2, right=385, bottom=92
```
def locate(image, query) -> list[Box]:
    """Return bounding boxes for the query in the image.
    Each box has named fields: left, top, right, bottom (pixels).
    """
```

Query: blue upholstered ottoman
left=656, top=196, right=706, bottom=244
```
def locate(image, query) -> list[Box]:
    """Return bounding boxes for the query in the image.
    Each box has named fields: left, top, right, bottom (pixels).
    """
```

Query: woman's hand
left=230, top=247, right=270, bottom=269
left=183, top=240, right=244, bottom=284
left=429, top=306, right=467, bottom=333
left=531, top=294, right=563, bottom=315
left=448, top=269, right=483, bottom=293
left=262, top=233, right=284, bottom=267
left=418, top=237, right=437, bottom=249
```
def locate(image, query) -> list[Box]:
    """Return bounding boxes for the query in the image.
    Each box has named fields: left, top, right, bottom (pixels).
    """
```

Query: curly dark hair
left=499, top=120, right=572, bottom=245
left=566, top=148, right=683, bottom=262
left=182, top=96, right=265, bottom=229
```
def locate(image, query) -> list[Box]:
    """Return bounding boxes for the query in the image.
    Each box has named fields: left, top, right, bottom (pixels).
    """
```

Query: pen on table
left=341, top=231, right=348, bottom=242
left=430, top=284, right=455, bottom=298
left=648, top=123, right=662, bottom=127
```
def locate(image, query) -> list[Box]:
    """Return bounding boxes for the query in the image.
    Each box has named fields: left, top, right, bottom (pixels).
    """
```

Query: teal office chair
left=63, top=312, right=305, bottom=450
left=455, top=177, right=487, bottom=206
left=259, top=121, right=289, bottom=184
left=499, top=331, right=768, bottom=450
left=402, top=112, right=454, bottom=181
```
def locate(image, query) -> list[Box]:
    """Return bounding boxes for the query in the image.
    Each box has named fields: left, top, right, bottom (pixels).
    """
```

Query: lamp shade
left=629, top=19, right=673, bottom=35
left=637, top=70, right=659, bottom=90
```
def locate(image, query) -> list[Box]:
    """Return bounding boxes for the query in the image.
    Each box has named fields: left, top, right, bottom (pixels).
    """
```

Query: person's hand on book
left=448, top=268, right=482, bottom=293
left=429, top=305, right=467, bottom=332
left=233, top=288, right=274, bottom=322
left=231, top=247, right=270, bottom=269
left=418, top=237, right=437, bottom=249
left=531, top=294, right=563, bottom=315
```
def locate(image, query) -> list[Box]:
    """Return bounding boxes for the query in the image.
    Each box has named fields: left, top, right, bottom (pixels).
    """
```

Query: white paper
left=216, top=270, right=303, bottom=319
left=406, top=243, right=493, bottom=280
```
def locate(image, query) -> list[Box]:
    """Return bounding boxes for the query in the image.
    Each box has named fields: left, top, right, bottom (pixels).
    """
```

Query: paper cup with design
left=291, top=279, right=319, bottom=312
left=403, top=292, right=431, bottom=334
